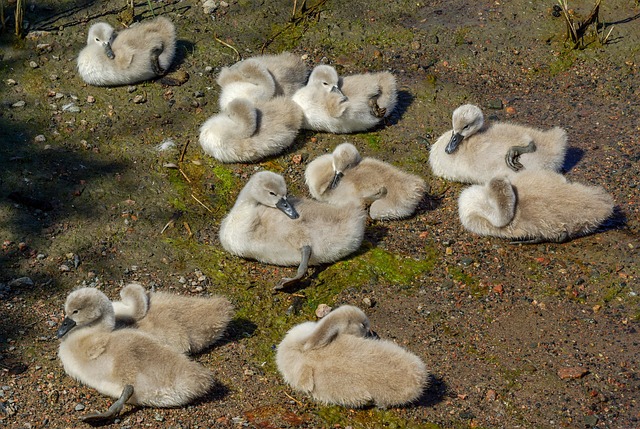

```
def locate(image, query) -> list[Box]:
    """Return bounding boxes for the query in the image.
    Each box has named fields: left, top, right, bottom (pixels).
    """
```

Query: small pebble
left=315, top=303, right=332, bottom=318
left=362, top=297, right=376, bottom=308
left=486, top=389, right=497, bottom=401
left=74, top=403, right=85, bottom=411
left=86, top=95, right=95, bottom=103
left=29, top=61, right=39, bottom=69
left=62, top=103, right=80, bottom=113
left=204, top=66, right=213, bottom=73
left=6, top=79, right=17, bottom=86
left=11, top=101, right=26, bottom=108
left=557, top=367, right=588, bottom=380
left=132, top=94, right=146, bottom=104
left=35, top=135, right=46, bottom=143
left=154, top=414, right=164, bottom=422
left=8, top=277, right=34, bottom=287
left=203, top=0, right=218, bottom=14
left=127, top=85, right=137, bottom=93
left=59, top=264, right=70, bottom=272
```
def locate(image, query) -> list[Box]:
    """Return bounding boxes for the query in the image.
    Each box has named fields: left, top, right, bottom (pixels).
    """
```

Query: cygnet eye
left=269, top=191, right=276, bottom=196
left=95, top=37, right=100, bottom=42
left=72, top=309, right=79, bottom=314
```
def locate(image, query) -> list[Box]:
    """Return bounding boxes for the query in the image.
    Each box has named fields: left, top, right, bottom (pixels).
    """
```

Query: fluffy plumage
left=199, top=97, right=303, bottom=163
left=292, top=65, right=397, bottom=133
left=217, top=52, right=308, bottom=109
left=77, top=17, right=176, bottom=86
left=429, top=104, right=568, bottom=184
left=305, top=143, right=426, bottom=220
left=219, top=171, right=370, bottom=287
left=57, top=288, right=213, bottom=421
left=276, top=305, right=429, bottom=407
left=216, top=59, right=277, bottom=109
left=458, top=170, right=615, bottom=242
left=112, top=283, right=234, bottom=354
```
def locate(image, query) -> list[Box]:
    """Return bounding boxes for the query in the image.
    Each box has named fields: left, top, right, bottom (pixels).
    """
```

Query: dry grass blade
left=15, top=0, right=24, bottom=36
left=557, top=0, right=602, bottom=48
left=214, top=34, right=240, bottom=61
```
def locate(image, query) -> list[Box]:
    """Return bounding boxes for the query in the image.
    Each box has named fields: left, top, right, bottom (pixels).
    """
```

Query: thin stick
left=179, top=139, right=190, bottom=163
left=15, top=0, right=24, bottom=36
left=283, top=391, right=304, bottom=407
left=191, top=194, right=214, bottom=213
left=183, top=221, right=193, bottom=237
left=178, top=167, right=192, bottom=183
left=214, top=34, right=240, bottom=61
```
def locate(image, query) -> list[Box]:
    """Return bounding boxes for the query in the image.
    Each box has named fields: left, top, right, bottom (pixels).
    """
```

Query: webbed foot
left=80, top=385, right=134, bottom=423
left=151, top=45, right=165, bottom=75
left=368, top=96, right=386, bottom=118
left=505, top=140, right=537, bottom=171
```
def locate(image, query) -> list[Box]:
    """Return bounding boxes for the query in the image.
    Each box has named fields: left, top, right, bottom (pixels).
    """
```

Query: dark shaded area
left=562, top=146, right=585, bottom=172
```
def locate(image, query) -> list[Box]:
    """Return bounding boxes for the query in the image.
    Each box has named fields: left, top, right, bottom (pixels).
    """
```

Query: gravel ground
left=1, top=0, right=638, bottom=428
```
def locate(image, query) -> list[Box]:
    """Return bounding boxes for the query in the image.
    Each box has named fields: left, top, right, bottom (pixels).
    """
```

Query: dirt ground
left=1, top=0, right=639, bottom=428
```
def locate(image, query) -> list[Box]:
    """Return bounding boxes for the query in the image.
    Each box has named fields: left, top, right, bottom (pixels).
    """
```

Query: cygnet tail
left=544, top=127, right=569, bottom=171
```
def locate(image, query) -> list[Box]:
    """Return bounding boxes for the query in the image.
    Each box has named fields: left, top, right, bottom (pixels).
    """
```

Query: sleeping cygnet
left=458, top=170, right=615, bottom=243
left=112, top=282, right=234, bottom=354
left=276, top=305, right=429, bottom=407
left=77, top=17, right=176, bottom=86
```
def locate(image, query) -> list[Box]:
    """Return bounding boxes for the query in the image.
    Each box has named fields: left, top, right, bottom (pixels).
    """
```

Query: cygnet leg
left=79, top=384, right=134, bottom=423
left=274, top=245, right=312, bottom=290
left=505, top=140, right=537, bottom=171
left=151, top=44, right=165, bottom=75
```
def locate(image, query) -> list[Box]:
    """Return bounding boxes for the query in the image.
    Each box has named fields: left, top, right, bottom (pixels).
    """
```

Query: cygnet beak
left=445, top=131, right=464, bottom=154
left=329, top=171, right=344, bottom=190
left=57, top=317, right=77, bottom=338
left=276, top=197, right=299, bottom=219
left=330, top=85, right=344, bottom=96
left=365, top=329, right=379, bottom=339
left=103, top=41, right=115, bottom=59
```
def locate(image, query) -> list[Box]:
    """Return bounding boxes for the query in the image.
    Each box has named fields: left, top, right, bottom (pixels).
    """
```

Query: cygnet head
left=57, top=288, right=114, bottom=338
left=330, top=143, right=362, bottom=189
left=328, top=305, right=372, bottom=337
left=446, top=104, right=485, bottom=154
left=87, top=22, right=116, bottom=59
left=305, top=305, right=374, bottom=351
left=247, top=171, right=299, bottom=219
left=308, top=65, right=344, bottom=96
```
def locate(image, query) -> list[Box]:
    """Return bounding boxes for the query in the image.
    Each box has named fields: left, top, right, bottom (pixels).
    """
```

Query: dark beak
left=445, top=131, right=464, bottom=154
left=330, top=85, right=344, bottom=96
left=57, top=317, right=77, bottom=338
left=366, top=329, right=379, bottom=339
left=276, top=197, right=299, bottom=219
left=103, top=42, right=115, bottom=59
left=329, top=171, right=344, bottom=190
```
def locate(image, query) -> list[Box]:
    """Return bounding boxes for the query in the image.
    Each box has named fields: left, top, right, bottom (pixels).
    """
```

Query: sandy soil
left=1, top=0, right=638, bottom=428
